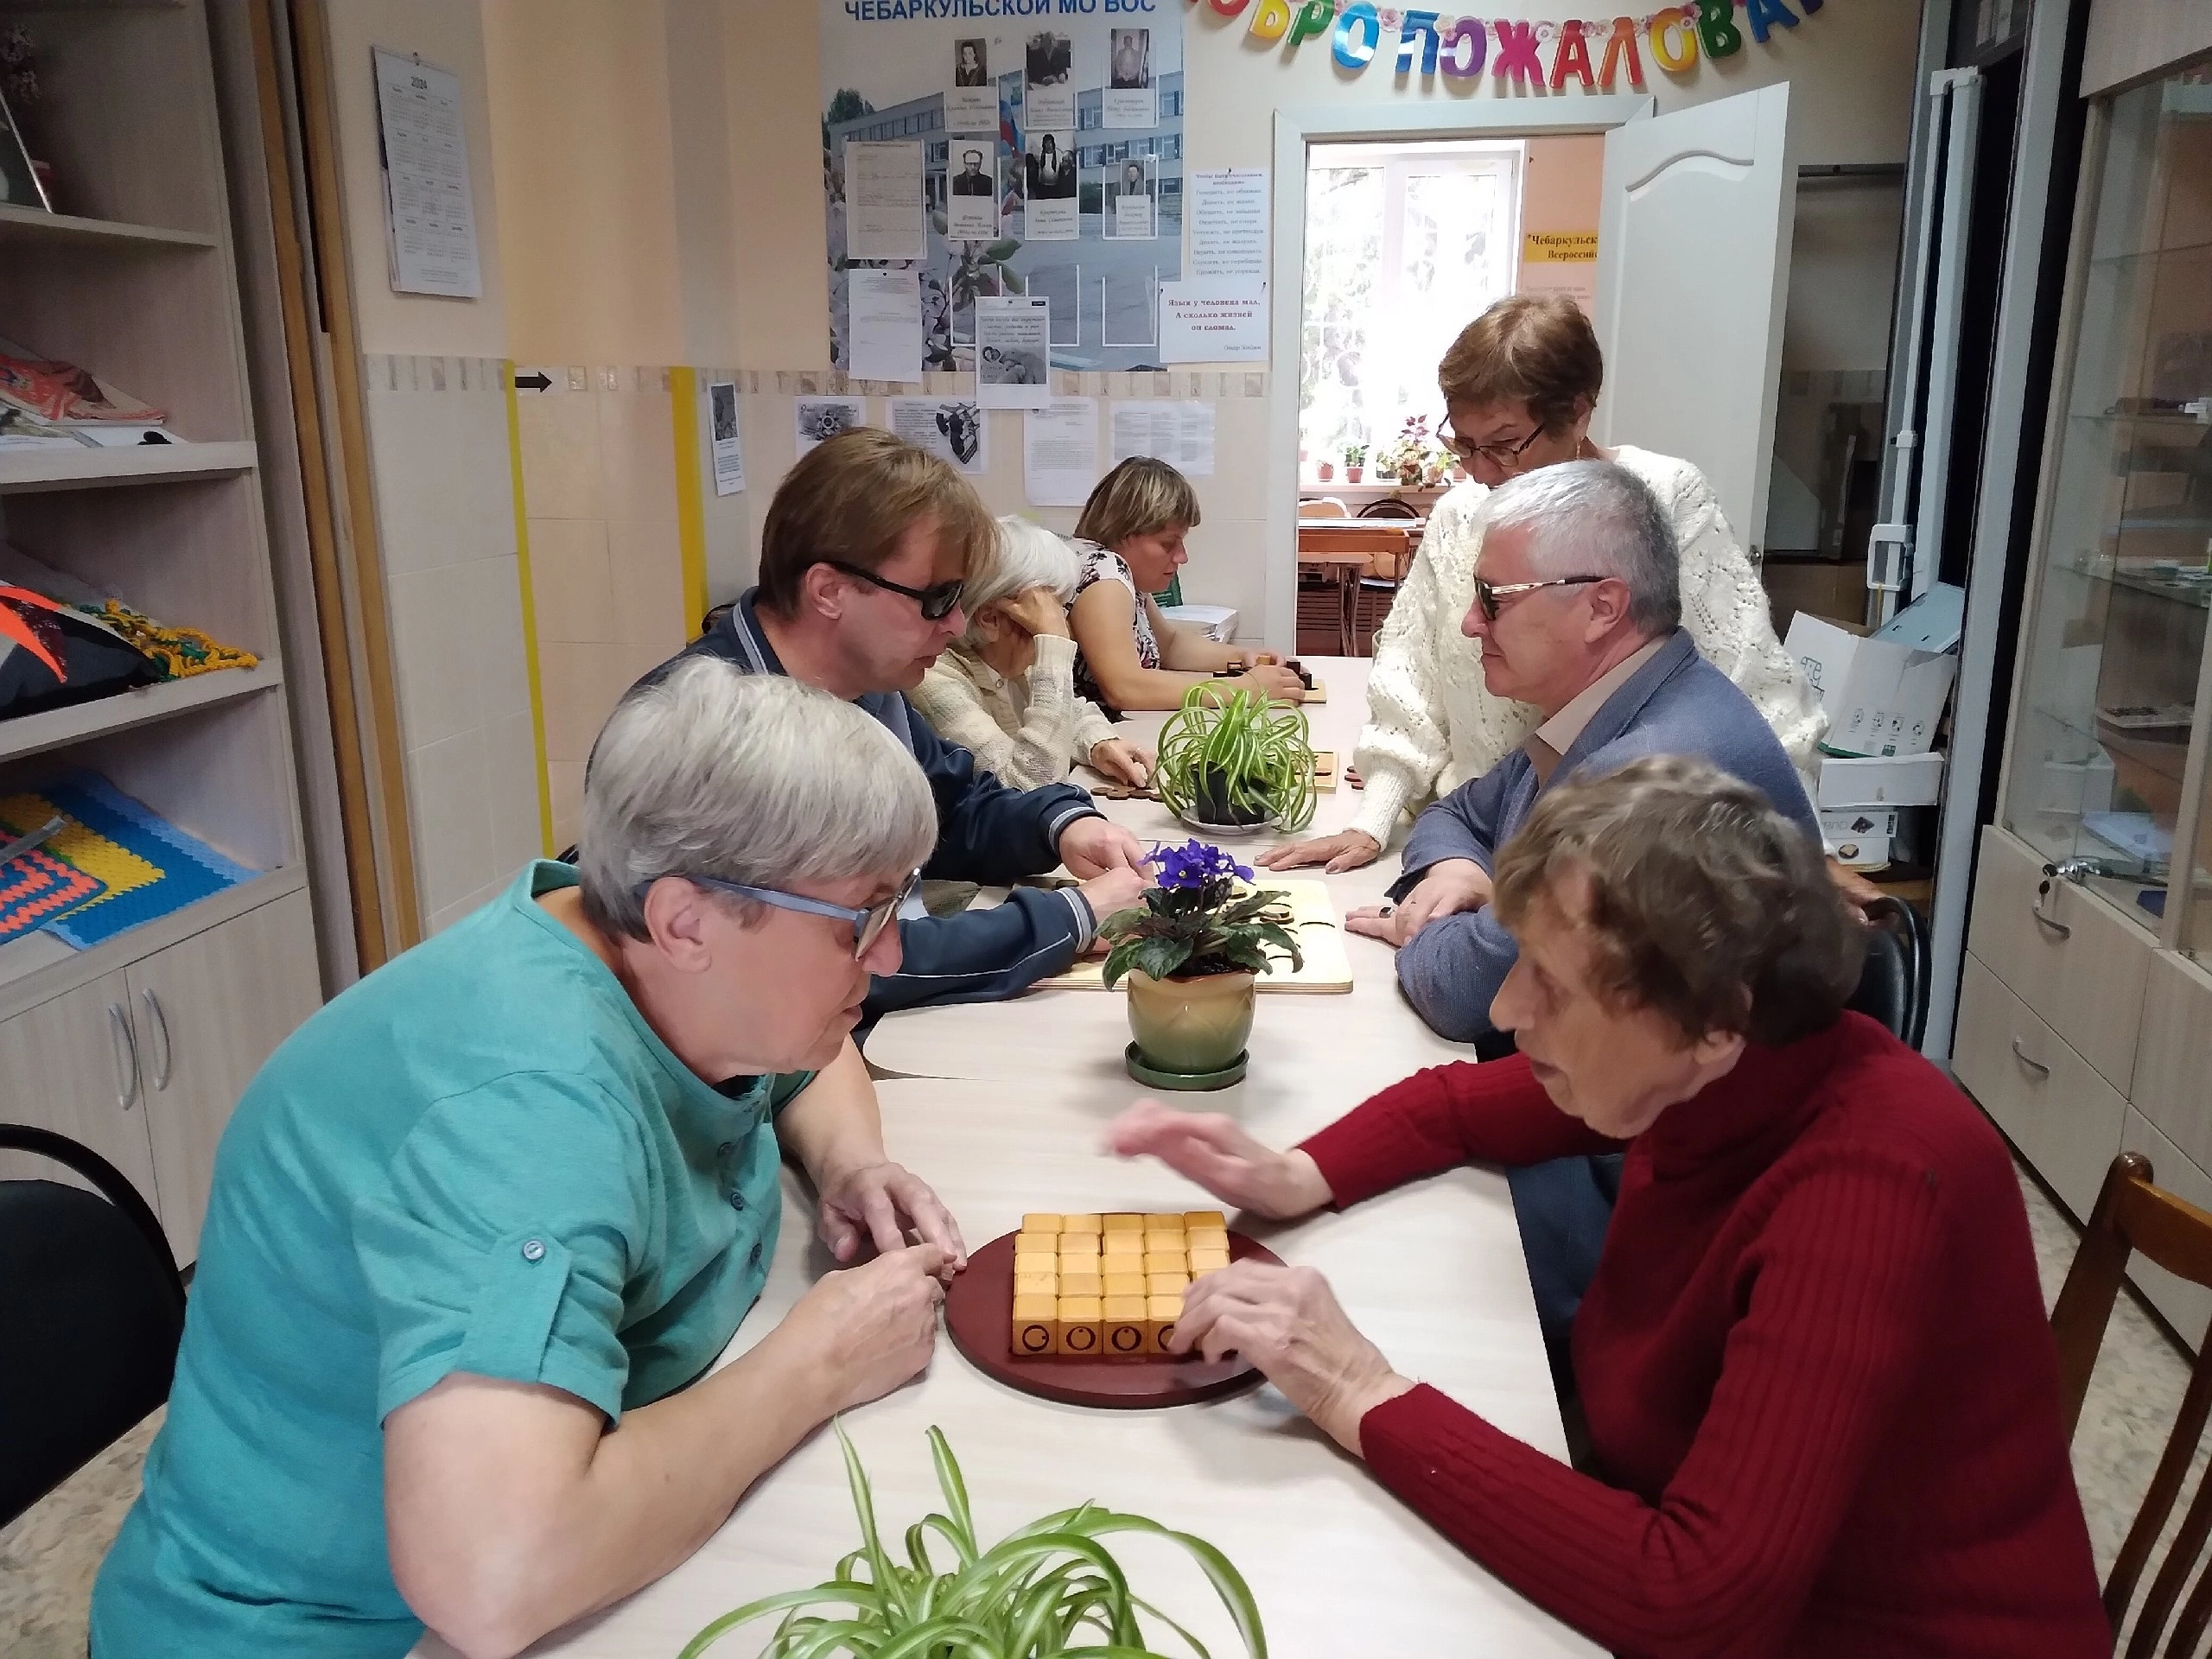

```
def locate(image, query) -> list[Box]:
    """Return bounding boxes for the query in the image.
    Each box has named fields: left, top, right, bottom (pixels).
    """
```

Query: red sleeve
left=1295, top=1054, right=1618, bottom=1208
left=1357, top=1147, right=1947, bottom=1657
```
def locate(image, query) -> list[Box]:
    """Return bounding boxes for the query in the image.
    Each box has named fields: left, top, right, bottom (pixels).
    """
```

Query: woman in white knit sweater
left=1263, top=294, right=1825, bottom=874
left=912, top=516, right=1154, bottom=791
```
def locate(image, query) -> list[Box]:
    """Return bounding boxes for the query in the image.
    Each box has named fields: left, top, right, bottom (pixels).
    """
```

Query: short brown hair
left=1437, top=293, right=1604, bottom=438
left=1074, top=456, right=1201, bottom=550
left=1493, top=757, right=1864, bottom=1048
left=756, top=428, right=995, bottom=616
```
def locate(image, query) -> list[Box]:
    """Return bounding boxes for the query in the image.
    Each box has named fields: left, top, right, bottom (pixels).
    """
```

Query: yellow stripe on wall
left=503, top=360, right=556, bottom=857
left=669, top=366, right=709, bottom=638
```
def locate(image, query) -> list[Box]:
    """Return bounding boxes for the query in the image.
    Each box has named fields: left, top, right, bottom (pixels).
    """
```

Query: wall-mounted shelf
left=0, top=662, right=283, bottom=765
left=0, top=440, right=257, bottom=493
left=0, top=203, right=218, bottom=251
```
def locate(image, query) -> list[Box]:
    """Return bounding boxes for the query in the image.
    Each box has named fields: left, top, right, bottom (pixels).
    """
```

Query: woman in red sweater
left=1111, top=757, right=2107, bottom=1657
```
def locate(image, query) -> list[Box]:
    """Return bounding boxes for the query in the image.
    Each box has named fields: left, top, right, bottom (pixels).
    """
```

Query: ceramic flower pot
left=1126, top=969, right=1256, bottom=1077
left=1345, top=465, right=1363, bottom=483
left=1192, top=762, right=1271, bottom=828
left=1317, top=461, right=1334, bottom=480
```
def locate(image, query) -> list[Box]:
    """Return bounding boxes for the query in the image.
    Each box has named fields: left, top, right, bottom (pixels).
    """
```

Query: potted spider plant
left=1099, top=841, right=1304, bottom=1089
left=1155, top=684, right=1317, bottom=836
left=683, top=1422, right=1268, bottom=1659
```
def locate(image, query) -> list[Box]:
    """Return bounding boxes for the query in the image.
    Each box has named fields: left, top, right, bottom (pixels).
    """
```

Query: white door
left=1592, top=84, right=1797, bottom=554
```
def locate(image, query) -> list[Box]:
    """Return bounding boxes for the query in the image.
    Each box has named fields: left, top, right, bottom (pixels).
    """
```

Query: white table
left=451, top=1077, right=1592, bottom=1659
left=417, top=661, right=1596, bottom=1658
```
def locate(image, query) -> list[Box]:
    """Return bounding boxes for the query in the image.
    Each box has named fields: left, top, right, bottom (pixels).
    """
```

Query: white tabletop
left=416, top=661, right=1597, bottom=1658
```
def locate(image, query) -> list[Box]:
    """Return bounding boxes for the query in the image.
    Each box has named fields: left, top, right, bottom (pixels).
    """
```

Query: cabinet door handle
left=2031, top=906, right=2071, bottom=940
left=107, top=1002, right=141, bottom=1111
left=2011, top=1037, right=2051, bottom=1078
left=141, top=988, right=173, bottom=1091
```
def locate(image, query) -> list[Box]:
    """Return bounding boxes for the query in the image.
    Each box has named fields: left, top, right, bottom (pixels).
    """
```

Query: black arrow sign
left=513, top=371, right=551, bottom=392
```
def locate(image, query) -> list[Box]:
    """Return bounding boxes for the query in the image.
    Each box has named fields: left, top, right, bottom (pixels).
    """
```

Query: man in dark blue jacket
left=639, top=429, right=1148, bottom=1020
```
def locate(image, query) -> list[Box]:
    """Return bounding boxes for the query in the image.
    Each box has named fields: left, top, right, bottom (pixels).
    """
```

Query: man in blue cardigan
left=638, top=429, right=1147, bottom=1019
left=1344, top=459, right=1821, bottom=1385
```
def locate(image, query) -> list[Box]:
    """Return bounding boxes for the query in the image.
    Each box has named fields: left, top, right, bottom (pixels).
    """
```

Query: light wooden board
left=1039, top=878, right=1351, bottom=994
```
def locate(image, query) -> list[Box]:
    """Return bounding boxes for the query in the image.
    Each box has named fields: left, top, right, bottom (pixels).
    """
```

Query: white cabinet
left=0, top=892, right=320, bottom=1262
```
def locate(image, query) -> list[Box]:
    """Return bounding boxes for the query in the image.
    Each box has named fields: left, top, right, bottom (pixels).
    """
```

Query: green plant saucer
left=1170, top=811, right=1280, bottom=839
left=1126, top=1042, right=1249, bottom=1090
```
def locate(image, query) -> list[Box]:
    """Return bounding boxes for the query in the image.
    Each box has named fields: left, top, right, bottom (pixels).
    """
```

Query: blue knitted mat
left=36, top=771, right=254, bottom=949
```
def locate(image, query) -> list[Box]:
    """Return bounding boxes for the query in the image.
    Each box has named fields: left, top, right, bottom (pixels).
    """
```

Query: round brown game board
left=944, top=1229, right=1281, bottom=1408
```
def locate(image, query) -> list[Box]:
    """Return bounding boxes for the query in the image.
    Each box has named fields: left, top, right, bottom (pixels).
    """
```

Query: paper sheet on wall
left=847, top=269, right=925, bottom=384
left=1187, top=169, right=1269, bottom=279
left=888, top=397, right=988, bottom=475
left=372, top=49, right=481, bottom=298
left=1024, top=398, right=1099, bottom=507
left=976, top=295, right=1052, bottom=409
left=1109, top=400, right=1213, bottom=476
left=796, top=396, right=868, bottom=456
left=844, top=141, right=926, bottom=261
left=707, top=379, right=745, bottom=495
left=1159, top=279, right=1268, bottom=364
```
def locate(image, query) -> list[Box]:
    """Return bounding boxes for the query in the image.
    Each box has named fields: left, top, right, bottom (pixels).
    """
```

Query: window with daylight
left=1300, top=140, right=1523, bottom=476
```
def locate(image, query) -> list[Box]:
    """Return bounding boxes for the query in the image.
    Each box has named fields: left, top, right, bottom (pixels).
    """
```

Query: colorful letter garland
left=1198, top=0, right=1821, bottom=84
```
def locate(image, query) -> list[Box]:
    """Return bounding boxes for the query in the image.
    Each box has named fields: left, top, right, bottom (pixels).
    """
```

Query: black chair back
left=1847, top=893, right=1929, bottom=1049
left=0, top=1125, right=186, bottom=1527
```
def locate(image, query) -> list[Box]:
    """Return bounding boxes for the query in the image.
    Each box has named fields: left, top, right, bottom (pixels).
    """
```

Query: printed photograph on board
left=1103, top=28, right=1155, bottom=129
left=1104, top=156, right=1155, bottom=240
left=1022, top=30, right=1074, bottom=130
left=953, top=37, right=988, bottom=86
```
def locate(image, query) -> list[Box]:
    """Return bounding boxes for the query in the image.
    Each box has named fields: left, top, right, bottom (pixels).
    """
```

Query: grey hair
left=956, top=516, right=1080, bottom=648
left=577, top=659, right=938, bottom=940
left=1482, top=459, right=1681, bottom=634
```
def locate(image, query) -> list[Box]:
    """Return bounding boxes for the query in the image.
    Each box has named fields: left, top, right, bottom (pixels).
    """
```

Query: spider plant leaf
left=1060, top=1518, right=1268, bottom=1659
left=919, top=1510, right=978, bottom=1570
left=1128, top=1592, right=1215, bottom=1659
left=677, top=1586, right=882, bottom=1658
left=869, top=1615, right=1001, bottom=1659
left=837, top=1421, right=906, bottom=1624
left=783, top=1618, right=898, bottom=1659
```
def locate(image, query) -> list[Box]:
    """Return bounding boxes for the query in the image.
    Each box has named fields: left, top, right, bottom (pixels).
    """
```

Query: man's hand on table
left=1105, top=1098, right=1333, bottom=1220
left=1170, top=1261, right=1416, bottom=1458
left=1078, top=862, right=1150, bottom=948
left=1059, top=814, right=1147, bottom=878
left=1257, top=828, right=1381, bottom=874
left=815, top=1158, right=969, bottom=1268
left=1345, top=857, right=1491, bottom=947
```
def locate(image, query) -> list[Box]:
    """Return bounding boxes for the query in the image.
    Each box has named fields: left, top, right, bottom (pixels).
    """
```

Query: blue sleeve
left=905, top=699, right=1100, bottom=883
left=863, top=886, right=1090, bottom=1016
left=353, top=1076, right=649, bottom=1424
left=1394, top=906, right=1522, bottom=1043
left=1393, top=765, right=1519, bottom=899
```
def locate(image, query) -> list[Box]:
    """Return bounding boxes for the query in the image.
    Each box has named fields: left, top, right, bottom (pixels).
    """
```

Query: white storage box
left=1815, top=751, right=1946, bottom=809
left=1788, top=613, right=1957, bottom=758
left=1821, top=807, right=1897, bottom=868
left=1157, top=604, right=1238, bottom=642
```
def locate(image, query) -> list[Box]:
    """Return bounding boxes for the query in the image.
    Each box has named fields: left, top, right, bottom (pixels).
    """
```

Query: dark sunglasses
left=637, top=868, right=922, bottom=959
left=824, top=560, right=965, bottom=621
left=1443, top=422, right=1546, bottom=471
left=1472, top=575, right=1609, bottom=621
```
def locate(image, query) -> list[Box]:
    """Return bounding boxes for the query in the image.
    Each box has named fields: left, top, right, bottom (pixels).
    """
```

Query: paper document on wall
left=795, top=396, right=868, bottom=457
left=1024, top=398, right=1099, bottom=507
left=976, top=296, right=1053, bottom=408
left=888, top=397, right=988, bottom=475
left=847, top=269, right=925, bottom=384
left=1158, top=279, right=1268, bottom=364
left=1110, top=401, right=1213, bottom=476
left=1187, top=169, right=1269, bottom=278
left=844, top=141, right=926, bottom=261
left=372, top=49, right=481, bottom=298
left=707, top=379, right=744, bottom=496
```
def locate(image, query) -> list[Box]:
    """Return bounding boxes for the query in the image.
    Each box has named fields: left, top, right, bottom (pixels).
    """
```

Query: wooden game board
left=1034, top=877, right=1352, bottom=993
left=943, top=1212, right=1281, bottom=1408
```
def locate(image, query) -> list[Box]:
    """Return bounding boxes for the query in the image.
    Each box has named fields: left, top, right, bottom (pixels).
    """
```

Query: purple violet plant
left=1097, top=841, right=1303, bottom=987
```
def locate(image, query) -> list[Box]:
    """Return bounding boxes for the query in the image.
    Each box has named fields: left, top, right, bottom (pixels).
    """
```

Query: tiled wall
left=361, top=353, right=545, bottom=934
left=514, top=365, right=692, bottom=851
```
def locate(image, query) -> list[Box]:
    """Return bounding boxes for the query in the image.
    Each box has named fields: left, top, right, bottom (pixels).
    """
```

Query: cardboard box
left=1815, top=751, right=1945, bottom=809
left=1787, top=613, right=1957, bottom=758
left=1820, top=806, right=1897, bottom=868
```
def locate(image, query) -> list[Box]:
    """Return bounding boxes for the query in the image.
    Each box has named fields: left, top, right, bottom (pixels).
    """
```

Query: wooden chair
left=1298, top=496, right=1351, bottom=519
left=2050, top=1152, right=2212, bottom=1655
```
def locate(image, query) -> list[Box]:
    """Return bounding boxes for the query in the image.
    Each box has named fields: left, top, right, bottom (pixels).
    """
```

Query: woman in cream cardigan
left=1262, top=294, right=1825, bottom=874
left=912, top=516, right=1154, bottom=791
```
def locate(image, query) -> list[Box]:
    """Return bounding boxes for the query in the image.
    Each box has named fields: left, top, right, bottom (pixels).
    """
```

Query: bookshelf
left=0, top=0, right=322, bottom=1262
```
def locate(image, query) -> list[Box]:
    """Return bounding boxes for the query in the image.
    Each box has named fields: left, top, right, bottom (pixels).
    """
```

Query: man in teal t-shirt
left=94, top=666, right=968, bottom=1657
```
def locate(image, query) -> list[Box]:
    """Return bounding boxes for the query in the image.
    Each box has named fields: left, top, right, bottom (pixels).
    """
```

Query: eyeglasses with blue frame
left=634, top=868, right=923, bottom=959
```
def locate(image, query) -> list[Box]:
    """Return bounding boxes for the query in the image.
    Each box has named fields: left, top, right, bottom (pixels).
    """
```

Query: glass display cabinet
left=2000, top=70, right=2212, bottom=943
left=1960, top=41, right=2212, bottom=1342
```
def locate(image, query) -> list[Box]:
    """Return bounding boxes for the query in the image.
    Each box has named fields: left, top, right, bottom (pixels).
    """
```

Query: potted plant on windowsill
left=1316, top=457, right=1334, bottom=481
left=1154, top=683, right=1317, bottom=836
left=1341, top=442, right=1366, bottom=484
left=1101, top=841, right=1305, bottom=1090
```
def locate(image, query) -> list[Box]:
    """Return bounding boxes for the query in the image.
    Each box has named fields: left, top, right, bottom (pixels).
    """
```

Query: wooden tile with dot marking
left=1054, top=1296, right=1103, bottom=1356
left=1011, top=1294, right=1058, bottom=1357
left=1146, top=1294, right=1182, bottom=1353
left=1102, top=1294, right=1149, bottom=1357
